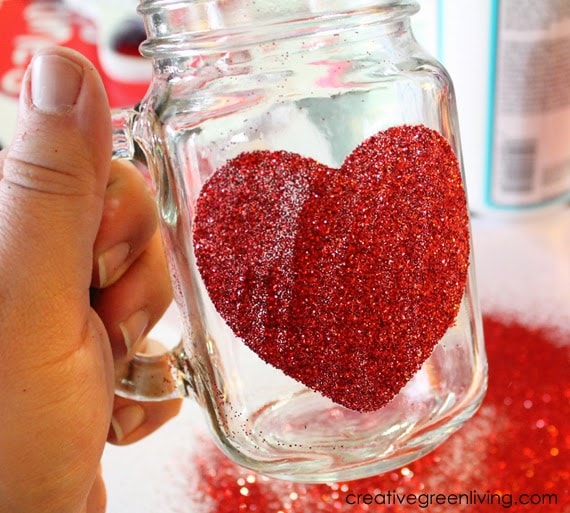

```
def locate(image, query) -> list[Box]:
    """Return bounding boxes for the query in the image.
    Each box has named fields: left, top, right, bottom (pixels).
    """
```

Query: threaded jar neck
left=137, top=0, right=419, bottom=58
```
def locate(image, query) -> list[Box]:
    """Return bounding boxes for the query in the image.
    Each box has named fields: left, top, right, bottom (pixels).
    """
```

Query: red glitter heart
left=193, top=125, right=470, bottom=412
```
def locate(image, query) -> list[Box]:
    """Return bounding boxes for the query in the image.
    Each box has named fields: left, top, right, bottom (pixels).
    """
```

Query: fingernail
left=119, top=310, right=149, bottom=354
left=31, top=53, right=83, bottom=114
left=98, top=242, right=131, bottom=287
left=110, top=405, right=145, bottom=442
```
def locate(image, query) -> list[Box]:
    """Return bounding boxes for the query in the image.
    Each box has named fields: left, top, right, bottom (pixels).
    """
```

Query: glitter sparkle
left=177, top=316, right=570, bottom=513
left=193, top=125, right=470, bottom=412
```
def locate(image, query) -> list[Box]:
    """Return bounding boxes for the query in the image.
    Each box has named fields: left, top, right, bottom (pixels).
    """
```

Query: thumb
left=0, top=46, right=111, bottom=316
left=0, top=47, right=115, bottom=511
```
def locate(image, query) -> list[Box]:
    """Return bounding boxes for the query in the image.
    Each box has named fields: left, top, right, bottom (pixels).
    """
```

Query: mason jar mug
left=112, top=0, right=488, bottom=483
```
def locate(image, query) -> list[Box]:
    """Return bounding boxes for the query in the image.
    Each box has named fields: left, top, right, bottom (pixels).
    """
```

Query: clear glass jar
left=115, top=0, right=488, bottom=482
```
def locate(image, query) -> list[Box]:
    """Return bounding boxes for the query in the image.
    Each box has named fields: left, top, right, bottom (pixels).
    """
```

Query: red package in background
left=0, top=0, right=150, bottom=149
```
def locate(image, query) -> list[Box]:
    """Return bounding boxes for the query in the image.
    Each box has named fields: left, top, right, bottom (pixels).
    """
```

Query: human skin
left=0, top=47, right=181, bottom=513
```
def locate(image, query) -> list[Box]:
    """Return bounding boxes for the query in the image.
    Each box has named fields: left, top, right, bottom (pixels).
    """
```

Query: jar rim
left=137, top=0, right=419, bottom=57
left=138, top=0, right=417, bottom=13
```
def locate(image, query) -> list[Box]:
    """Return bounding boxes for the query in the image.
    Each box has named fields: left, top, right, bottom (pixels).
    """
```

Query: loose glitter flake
left=193, top=125, right=470, bottom=412
left=177, top=316, right=570, bottom=513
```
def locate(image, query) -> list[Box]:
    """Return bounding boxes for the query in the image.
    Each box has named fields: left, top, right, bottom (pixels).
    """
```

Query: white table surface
left=102, top=207, right=570, bottom=513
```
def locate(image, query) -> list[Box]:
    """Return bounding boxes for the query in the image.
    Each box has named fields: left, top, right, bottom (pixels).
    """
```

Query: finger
left=108, top=394, right=183, bottom=445
left=0, top=47, right=114, bottom=513
left=85, top=465, right=106, bottom=513
left=92, top=231, right=173, bottom=360
left=0, top=47, right=111, bottom=306
left=93, top=159, right=157, bottom=288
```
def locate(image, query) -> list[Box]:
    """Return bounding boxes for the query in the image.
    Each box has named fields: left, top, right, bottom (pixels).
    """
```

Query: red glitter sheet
left=177, top=316, right=570, bottom=512
left=193, top=125, right=470, bottom=412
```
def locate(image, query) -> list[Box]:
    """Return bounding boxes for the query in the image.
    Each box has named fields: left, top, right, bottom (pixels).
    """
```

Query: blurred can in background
left=414, top=0, right=570, bottom=217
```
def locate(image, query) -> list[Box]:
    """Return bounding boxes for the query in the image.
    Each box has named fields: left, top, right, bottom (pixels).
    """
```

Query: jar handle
left=110, top=108, right=194, bottom=402
left=112, top=108, right=138, bottom=161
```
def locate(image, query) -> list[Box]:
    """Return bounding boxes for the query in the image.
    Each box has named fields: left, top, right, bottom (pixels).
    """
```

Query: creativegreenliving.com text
left=344, top=489, right=558, bottom=509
